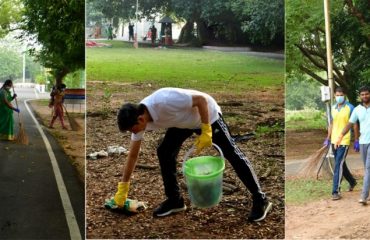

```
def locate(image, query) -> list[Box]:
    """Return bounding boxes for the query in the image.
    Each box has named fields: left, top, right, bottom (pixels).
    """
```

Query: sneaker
left=153, top=198, right=186, bottom=217
left=332, top=193, right=341, bottom=200
left=248, top=198, right=272, bottom=222
left=348, top=182, right=357, bottom=192
left=359, top=198, right=367, bottom=205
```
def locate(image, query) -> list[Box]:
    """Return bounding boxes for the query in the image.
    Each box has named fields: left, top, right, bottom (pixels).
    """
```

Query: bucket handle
left=182, top=143, right=224, bottom=174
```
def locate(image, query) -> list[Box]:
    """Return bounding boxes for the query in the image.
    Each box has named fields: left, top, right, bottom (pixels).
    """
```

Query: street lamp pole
left=324, top=0, right=334, bottom=104
left=22, top=51, right=26, bottom=83
left=134, top=0, right=139, bottom=48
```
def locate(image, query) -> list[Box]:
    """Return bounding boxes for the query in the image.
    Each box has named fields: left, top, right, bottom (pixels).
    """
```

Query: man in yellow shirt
left=324, top=87, right=358, bottom=200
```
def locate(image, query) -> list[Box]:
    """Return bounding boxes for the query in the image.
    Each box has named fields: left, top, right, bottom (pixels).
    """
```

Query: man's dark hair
left=117, top=103, right=146, bottom=132
left=359, top=85, right=370, bottom=94
left=334, top=86, right=345, bottom=94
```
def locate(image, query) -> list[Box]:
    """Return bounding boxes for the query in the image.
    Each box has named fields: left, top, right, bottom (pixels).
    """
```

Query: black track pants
left=157, top=115, right=265, bottom=201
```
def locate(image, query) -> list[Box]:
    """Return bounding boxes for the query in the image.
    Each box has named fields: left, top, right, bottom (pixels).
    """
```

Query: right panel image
left=286, top=0, right=370, bottom=238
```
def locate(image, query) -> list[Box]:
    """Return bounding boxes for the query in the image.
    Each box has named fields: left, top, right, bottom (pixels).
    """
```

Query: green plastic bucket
left=183, top=144, right=225, bottom=208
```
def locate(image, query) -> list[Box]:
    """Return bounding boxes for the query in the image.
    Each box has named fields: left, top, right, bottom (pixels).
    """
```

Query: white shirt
left=131, top=88, right=221, bottom=141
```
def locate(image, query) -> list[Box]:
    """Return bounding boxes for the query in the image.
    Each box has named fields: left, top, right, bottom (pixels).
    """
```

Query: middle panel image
left=85, top=1, right=285, bottom=238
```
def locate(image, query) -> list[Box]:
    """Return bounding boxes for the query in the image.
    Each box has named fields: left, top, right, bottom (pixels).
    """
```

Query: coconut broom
left=63, top=104, right=82, bottom=131
left=298, top=145, right=328, bottom=178
left=12, top=86, right=29, bottom=145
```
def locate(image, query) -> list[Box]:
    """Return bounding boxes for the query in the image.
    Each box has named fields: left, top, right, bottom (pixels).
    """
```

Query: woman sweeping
left=0, top=80, right=20, bottom=140
left=49, top=84, right=67, bottom=130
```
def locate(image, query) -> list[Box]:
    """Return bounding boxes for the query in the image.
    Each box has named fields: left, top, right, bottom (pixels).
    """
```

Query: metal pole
left=324, top=0, right=334, bottom=104
left=134, top=0, right=139, bottom=48
left=322, top=0, right=335, bottom=177
left=22, top=52, right=26, bottom=83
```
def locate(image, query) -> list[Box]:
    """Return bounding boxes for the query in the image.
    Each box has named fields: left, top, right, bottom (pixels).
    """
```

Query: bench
left=63, top=88, right=85, bottom=113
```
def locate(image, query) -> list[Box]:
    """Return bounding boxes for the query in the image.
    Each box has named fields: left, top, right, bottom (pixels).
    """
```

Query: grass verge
left=286, top=109, right=327, bottom=131
left=86, top=40, right=284, bottom=93
left=286, top=178, right=363, bottom=204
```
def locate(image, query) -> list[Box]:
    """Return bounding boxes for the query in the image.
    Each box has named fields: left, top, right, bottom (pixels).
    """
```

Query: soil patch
left=29, top=100, right=85, bottom=183
left=286, top=129, right=366, bottom=238
left=86, top=82, right=285, bottom=239
left=286, top=190, right=370, bottom=239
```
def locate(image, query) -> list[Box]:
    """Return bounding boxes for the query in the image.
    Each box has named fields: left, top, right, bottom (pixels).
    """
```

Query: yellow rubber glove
left=113, top=182, right=130, bottom=207
left=195, top=123, right=213, bottom=154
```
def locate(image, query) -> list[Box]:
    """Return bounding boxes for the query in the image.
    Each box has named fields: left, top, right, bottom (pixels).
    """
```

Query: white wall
left=115, top=18, right=184, bottom=41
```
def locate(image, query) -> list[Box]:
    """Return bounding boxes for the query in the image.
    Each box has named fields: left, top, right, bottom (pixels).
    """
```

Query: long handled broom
left=298, top=145, right=328, bottom=178
left=63, top=104, right=82, bottom=131
left=12, top=86, right=29, bottom=145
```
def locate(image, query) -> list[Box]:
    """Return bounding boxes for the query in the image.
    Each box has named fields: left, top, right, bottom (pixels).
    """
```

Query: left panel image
left=0, top=1, right=85, bottom=239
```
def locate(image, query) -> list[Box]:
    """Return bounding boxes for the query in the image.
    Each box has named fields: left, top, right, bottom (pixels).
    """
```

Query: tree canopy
left=19, top=0, right=85, bottom=86
left=0, top=34, right=42, bottom=82
left=286, top=0, right=370, bottom=104
left=86, top=0, right=284, bottom=47
left=0, top=0, right=22, bottom=38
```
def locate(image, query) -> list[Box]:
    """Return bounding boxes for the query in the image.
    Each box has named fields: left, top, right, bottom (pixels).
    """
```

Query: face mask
left=335, top=96, right=345, bottom=104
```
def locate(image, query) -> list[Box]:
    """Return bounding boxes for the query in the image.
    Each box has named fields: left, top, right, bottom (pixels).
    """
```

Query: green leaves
left=286, top=0, right=370, bottom=104
left=231, top=0, right=284, bottom=46
left=0, top=48, right=22, bottom=81
left=87, top=0, right=284, bottom=46
left=19, top=0, right=85, bottom=84
left=0, top=0, right=23, bottom=37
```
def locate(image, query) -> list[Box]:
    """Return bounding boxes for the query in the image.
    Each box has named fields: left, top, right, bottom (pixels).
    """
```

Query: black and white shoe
left=248, top=198, right=272, bottom=222
left=332, top=193, right=341, bottom=200
left=153, top=197, right=187, bottom=217
left=359, top=198, right=368, bottom=205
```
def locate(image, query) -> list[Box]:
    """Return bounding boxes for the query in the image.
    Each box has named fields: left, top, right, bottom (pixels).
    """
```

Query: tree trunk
left=196, top=20, right=210, bottom=45
left=54, top=68, right=69, bottom=87
left=343, top=71, right=358, bottom=105
left=177, top=21, right=194, bottom=44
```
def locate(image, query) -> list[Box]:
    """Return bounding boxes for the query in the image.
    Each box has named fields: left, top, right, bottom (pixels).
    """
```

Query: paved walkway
left=286, top=154, right=364, bottom=177
left=87, top=38, right=284, bottom=60
left=202, top=46, right=284, bottom=60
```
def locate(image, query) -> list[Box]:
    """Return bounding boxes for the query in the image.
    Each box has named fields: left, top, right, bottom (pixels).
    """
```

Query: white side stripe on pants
left=216, top=117, right=264, bottom=196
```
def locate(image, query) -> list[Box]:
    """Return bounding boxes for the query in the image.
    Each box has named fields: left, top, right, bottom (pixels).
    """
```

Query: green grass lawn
left=286, top=109, right=327, bottom=131
left=286, top=178, right=362, bottom=204
left=86, top=40, right=283, bottom=92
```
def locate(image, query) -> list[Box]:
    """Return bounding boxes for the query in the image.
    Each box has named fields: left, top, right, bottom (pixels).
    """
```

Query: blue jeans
left=332, top=145, right=355, bottom=194
left=360, top=144, right=370, bottom=200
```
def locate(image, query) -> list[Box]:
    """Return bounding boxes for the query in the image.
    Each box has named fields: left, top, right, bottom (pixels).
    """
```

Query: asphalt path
left=286, top=154, right=364, bottom=177
left=0, top=87, right=84, bottom=239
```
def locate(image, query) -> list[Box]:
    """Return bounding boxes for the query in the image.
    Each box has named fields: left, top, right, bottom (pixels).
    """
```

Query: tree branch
left=344, top=0, right=367, bottom=27
left=295, top=43, right=327, bottom=70
left=344, top=0, right=370, bottom=41
left=299, top=65, right=327, bottom=85
left=300, top=39, right=346, bottom=87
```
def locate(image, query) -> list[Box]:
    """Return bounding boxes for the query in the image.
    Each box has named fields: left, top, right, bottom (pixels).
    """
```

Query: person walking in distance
left=335, top=86, right=370, bottom=204
left=324, top=87, right=357, bottom=200
left=49, top=84, right=67, bottom=130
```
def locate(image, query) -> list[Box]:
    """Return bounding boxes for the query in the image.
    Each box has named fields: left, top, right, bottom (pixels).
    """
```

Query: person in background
left=324, top=87, right=357, bottom=200
left=108, top=24, right=113, bottom=40
left=0, top=80, right=19, bottom=140
left=128, top=24, right=134, bottom=42
left=49, top=83, right=67, bottom=130
left=336, top=86, right=370, bottom=205
left=151, top=25, right=157, bottom=47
